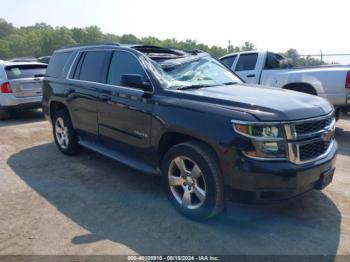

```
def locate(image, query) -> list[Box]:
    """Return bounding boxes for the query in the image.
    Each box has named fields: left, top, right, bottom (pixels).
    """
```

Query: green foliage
left=0, top=18, right=323, bottom=67
left=284, top=48, right=324, bottom=67
left=0, top=18, right=15, bottom=38
left=0, top=18, right=256, bottom=60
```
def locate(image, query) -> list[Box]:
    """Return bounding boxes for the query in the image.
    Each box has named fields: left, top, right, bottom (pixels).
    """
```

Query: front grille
left=295, top=115, right=334, bottom=135
left=299, top=140, right=331, bottom=161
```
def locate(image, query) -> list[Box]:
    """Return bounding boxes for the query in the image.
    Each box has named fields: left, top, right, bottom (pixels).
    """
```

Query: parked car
left=38, top=56, right=51, bottom=64
left=220, top=51, right=350, bottom=119
left=42, top=44, right=337, bottom=219
left=9, top=57, right=38, bottom=63
left=0, top=61, right=47, bottom=119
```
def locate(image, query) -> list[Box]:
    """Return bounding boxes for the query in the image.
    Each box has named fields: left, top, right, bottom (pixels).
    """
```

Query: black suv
left=42, top=44, right=337, bottom=219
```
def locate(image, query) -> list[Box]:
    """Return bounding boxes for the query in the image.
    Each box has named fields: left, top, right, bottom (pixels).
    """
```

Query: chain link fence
left=300, top=52, right=350, bottom=65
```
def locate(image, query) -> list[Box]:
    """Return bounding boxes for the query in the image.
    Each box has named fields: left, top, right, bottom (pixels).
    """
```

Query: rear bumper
left=320, top=91, right=350, bottom=107
left=225, top=141, right=337, bottom=203
left=0, top=94, right=42, bottom=110
left=335, top=94, right=350, bottom=113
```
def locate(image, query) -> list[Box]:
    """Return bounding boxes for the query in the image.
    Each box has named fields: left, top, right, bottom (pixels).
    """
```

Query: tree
left=241, top=41, right=255, bottom=51
left=119, top=34, right=141, bottom=44
left=39, top=27, right=76, bottom=56
left=0, top=18, right=15, bottom=38
left=0, top=17, right=325, bottom=66
left=284, top=48, right=324, bottom=66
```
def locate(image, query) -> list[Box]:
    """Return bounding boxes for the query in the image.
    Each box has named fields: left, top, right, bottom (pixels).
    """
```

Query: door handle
left=64, top=87, right=75, bottom=96
left=246, top=74, right=256, bottom=78
left=99, top=94, right=111, bottom=102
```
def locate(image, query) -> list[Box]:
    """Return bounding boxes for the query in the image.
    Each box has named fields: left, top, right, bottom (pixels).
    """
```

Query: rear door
left=67, top=50, right=112, bottom=137
left=5, top=64, right=47, bottom=97
left=234, top=53, right=259, bottom=84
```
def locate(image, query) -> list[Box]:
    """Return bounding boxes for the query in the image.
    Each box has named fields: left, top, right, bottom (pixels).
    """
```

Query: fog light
left=262, top=142, right=279, bottom=153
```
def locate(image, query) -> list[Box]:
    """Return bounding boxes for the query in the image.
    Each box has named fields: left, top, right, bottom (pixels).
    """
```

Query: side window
left=220, top=55, right=237, bottom=68
left=46, top=51, right=72, bottom=78
left=235, top=53, right=258, bottom=71
left=77, top=51, right=110, bottom=83
left=265, top=53, right=282, bottom=69
left=107, top=51, right=147, bottom=87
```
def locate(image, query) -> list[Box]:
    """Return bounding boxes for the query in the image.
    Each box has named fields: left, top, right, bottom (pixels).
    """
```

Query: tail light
left=346, top=71, right=350, bottom=89
left=0, top=82, right=12, bottom=93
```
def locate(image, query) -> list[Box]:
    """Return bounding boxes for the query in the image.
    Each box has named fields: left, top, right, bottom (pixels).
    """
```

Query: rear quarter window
left=5, top=65, right=47, bottom=80
left=46, top=52, right=72, bottom=78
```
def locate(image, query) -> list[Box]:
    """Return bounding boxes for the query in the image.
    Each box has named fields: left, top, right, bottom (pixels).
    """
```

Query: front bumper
left=225, top=140, right=337, bottom=203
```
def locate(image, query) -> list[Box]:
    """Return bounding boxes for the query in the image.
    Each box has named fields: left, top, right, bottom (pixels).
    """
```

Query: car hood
left=175, top=84, right=333, bottom=121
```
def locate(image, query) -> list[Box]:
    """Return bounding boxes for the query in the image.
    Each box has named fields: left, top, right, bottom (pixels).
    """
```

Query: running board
left=78, top=139, right=160, bottom=175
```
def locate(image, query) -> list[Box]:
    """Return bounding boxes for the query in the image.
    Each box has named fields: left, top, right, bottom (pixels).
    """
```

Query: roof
left=0, top=61, right=48, bottom=67
left=220, top=50, right=265, bottom=59
left=56, top=43, right=205, bottom=61
left=56, top=42, right=121, bottom=52
left=9, top=57, right=37, bottom=62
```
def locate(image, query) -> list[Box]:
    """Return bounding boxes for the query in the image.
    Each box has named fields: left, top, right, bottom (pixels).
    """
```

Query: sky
left=1, top=0, right=350, bottom=63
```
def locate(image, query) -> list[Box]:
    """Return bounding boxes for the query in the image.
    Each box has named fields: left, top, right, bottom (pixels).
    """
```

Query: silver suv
left=0, top=61, right=47, bottom=119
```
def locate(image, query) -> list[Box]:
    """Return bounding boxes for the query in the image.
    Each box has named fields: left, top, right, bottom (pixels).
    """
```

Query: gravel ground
left=0, top=110, right=349, bottom=255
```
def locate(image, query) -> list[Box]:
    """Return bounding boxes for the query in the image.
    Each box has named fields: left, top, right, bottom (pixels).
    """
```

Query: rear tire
left=0, top=109, right=11, bottom=120
left=52, top=109, right=80, bottom=155
left=162, top=141, right=225, bottom=220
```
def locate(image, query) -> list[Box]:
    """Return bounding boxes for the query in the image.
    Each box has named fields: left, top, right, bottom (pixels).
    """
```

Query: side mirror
left=120, top=74, right=152, bottom=92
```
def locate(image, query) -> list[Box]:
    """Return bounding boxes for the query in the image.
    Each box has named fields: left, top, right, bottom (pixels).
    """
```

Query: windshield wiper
left=175, top=84, right=213, bottom=90
left=34, top=74, right=45, bottom=78
left=222, top=82, right=238, bottom=85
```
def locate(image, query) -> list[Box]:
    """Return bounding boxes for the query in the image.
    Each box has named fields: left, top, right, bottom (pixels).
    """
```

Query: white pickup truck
left=220, top=51, right=350, bottom=118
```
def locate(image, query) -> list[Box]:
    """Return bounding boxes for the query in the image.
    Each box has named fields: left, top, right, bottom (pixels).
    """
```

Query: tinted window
left=265, top=53, right=291, bottom=69
left=78, top=51, right=110, bottom=83
left=235, top=53, right=258, bottom=71
left=5, top=65, right=47, bottom=80
left=46, top=52, right=71, bottom=78
left=107, top=51, right=147, bottom=87
left=72, top=53, right=85, bottom=79
left=220, top=55, right=237, bottom=68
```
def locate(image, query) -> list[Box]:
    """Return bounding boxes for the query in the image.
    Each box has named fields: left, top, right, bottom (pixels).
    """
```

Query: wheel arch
left=157, top=131, right=221, bottom=166
left=49, top=100, right=72, bottom=122
left=282, top=82, right=318, bottom=95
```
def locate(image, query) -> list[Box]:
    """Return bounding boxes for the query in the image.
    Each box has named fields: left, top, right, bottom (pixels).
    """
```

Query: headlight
left=232, top=122, right=287, bottom=159
left=234, top=123, right=283, bottom=139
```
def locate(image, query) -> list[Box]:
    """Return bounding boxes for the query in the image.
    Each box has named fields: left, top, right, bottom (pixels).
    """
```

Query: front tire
left=162, top=141, right=225, bottom=220
left=52, top=109, right=79, bottom=155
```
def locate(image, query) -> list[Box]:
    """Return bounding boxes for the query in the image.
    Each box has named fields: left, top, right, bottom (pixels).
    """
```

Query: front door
left=97, top=51, right=154, bottom=165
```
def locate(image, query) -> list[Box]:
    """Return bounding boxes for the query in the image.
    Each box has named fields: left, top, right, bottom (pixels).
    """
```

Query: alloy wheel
left=168, top=156, right=207, bottom=210
left=55, top=117, right=69, bottom=149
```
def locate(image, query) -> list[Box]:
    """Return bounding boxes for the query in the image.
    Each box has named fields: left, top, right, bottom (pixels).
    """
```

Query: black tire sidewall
left=162, top=143, right=221, bottom=219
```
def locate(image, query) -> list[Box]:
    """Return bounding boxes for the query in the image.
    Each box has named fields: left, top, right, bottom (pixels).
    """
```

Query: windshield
left=147, top=56, right=242, bottom=89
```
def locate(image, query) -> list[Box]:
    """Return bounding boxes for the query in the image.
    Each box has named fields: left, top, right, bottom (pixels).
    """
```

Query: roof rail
left=132, top=45, right=200, bottom=56
left=60, top=42, right=120, bottom=50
